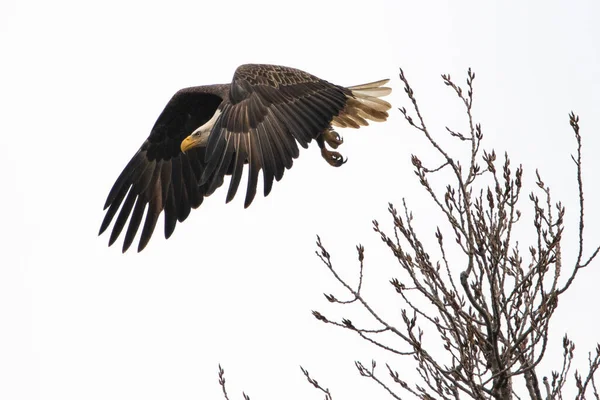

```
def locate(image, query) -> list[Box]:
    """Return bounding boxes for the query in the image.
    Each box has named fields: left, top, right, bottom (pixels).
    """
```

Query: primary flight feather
left=99, top=64, right=391, bottom=252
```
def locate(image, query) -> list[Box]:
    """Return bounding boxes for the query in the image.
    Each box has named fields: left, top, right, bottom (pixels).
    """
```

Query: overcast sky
left=2, top=1, right=600, bottom=399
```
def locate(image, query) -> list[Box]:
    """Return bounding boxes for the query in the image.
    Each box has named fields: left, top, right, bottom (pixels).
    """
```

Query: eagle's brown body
left=100, top=64, right=391, bottom=252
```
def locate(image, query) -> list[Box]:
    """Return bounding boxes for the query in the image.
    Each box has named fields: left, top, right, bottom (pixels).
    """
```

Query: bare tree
left=219, top=69, right=600, bottom=400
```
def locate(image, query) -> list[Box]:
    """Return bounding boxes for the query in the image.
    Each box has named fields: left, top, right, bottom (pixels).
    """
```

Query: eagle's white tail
left=332, top=79, right=392, bottom=128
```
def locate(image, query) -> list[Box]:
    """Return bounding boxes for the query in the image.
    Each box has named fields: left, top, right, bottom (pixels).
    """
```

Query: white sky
left=2, top=0, right=600, bottom=399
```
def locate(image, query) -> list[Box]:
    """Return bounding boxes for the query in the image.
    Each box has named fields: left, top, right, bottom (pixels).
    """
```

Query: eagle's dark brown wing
left=99, top=88, right=224, bottom=252
left=201, top=64, right=350, bottom=207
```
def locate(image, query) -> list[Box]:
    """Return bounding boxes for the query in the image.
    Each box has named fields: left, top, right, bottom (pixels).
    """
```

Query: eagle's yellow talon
left=323, top=129, right=343, bottom=149
left=321, top=147, right=347, bottom=167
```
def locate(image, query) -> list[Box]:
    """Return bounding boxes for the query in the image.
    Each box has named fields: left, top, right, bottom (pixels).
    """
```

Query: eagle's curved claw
left=321, top=147, right=347, bottom=167
left=323, top=129, right=343, bottom=149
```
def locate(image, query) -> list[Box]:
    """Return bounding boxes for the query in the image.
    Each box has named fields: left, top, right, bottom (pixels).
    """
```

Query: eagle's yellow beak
left=180, top=134, right=203, bottom=153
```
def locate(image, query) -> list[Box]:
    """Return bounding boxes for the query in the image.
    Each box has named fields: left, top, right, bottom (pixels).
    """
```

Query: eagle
left=99, top=64, right=391, bottom=252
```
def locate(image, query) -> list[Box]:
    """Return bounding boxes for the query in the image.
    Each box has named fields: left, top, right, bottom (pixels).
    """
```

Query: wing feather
left=245, top=129, right=262, bottom=208
left=210, top=131, right=236, bottom=195
left=164, top=183, right=178, bottom=239
left=226, top=135, right=246, bottom=203
left=99, top=183, right=129, bottom=236
left=261, top=115, right=289, bottom=178
left=109, top=188, right=138, bottom=247
left=138, top=161, right=168, bottom=252
left=123, top=195, right=147, bottom=252
left=256, top=123, right=277, bottom=196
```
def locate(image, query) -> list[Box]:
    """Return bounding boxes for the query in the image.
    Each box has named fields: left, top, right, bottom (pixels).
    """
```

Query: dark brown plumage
left=99, top=64, right=391, bottom=252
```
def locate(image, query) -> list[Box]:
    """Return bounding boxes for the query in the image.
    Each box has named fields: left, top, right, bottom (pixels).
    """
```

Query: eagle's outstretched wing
left=99, top=89, right=223, bottom=252
left=200, top=64, right=350, bottom=208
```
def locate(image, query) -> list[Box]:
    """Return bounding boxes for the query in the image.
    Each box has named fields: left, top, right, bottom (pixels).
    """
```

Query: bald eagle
left=99, top=64, right=391, bottom=252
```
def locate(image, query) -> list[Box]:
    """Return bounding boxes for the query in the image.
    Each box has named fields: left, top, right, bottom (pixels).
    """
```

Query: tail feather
left=332, top=78, right=392, bottom=128
left=351, top=95, right=391, bottom=111
left=332, top=113, right=361, bottom=129
left=347, top=78, right=390, bottom=91
left=343, top=108, right=369, bottom=126
left=351, top=86, right=392, bottom=98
